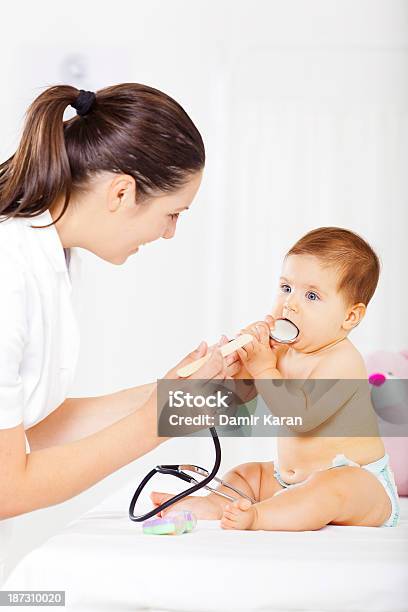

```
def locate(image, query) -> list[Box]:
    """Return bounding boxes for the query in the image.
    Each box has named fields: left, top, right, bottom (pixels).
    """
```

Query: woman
left=0, top=83, right=229, bottom=521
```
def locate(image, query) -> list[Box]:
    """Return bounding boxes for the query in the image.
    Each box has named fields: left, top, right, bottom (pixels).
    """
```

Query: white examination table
left=3, top=497, right=408, bottom=612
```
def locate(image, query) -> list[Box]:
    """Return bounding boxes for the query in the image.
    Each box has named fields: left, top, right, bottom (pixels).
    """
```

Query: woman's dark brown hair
left=0, top=83, right=205, bottom=226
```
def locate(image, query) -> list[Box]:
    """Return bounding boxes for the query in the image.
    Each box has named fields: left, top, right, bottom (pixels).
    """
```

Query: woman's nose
left=162, top=220, right=177, bottom=239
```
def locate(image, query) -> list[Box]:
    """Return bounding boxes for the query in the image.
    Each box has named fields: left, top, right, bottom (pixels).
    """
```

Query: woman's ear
left=342, top=302, right=366, bottom=331
left=107, top=174, right=137, bottom=212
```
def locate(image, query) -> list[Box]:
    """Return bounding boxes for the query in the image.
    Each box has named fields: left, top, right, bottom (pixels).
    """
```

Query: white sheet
left=4, top=498, right=408, bottom=612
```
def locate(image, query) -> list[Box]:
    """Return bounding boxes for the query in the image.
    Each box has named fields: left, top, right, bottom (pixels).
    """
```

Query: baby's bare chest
left=278, top=351, right=319, bottom=379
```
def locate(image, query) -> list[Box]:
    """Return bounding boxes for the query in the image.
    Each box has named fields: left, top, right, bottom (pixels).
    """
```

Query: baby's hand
left=236, top=321, right=278, bottom=378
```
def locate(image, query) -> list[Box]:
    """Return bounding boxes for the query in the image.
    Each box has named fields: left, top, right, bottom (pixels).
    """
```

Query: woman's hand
left=214, top=335, right=243, bottom=378
left=160, top=341, right=232, bottom=437
left=164, top=340, right=229, bottom=380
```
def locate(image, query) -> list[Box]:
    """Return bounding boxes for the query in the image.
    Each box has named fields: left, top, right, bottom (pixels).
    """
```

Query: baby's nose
left=284, top=298, right=298, bottom=314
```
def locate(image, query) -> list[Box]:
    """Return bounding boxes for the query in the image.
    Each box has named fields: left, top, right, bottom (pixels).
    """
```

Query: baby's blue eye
left=306, top=291, right=319, bottom=301
left=280, top=284, right=291, bottom=293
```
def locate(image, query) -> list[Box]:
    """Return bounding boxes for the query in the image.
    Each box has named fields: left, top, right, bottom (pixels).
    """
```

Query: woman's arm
left=0, top=341, right=227, bottom=520
left=26, top=383, right=156, bottom=451
left=0, top=389, right=162, bottom=520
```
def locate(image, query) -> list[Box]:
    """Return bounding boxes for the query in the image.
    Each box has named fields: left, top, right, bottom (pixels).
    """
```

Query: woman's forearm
left=4, top=391, right=163, bottom=519
left=26, top=383, right=156, bottom=451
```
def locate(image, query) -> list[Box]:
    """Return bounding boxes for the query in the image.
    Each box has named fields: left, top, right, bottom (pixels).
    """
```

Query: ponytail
left=0, top=85, right=79, bottom=225
left=0, top=83, right=205, bottom=226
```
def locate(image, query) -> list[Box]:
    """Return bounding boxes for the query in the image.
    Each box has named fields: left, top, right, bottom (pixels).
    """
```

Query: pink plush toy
left=365, top=350, right=408, bottom=496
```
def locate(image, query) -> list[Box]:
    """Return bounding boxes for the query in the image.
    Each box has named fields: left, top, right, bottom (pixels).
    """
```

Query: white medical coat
left=0, top=209, right=80, bottom=431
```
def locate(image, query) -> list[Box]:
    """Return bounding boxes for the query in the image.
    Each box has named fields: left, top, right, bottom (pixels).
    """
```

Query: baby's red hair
left=286, top=227, right=381, bottom=306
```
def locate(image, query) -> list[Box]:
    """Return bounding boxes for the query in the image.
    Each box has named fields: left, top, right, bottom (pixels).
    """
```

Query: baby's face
left=270, top=254, right=352, bottom=353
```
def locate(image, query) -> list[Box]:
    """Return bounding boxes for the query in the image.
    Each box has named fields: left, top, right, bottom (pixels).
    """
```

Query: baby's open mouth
left=282, top=315, right=299, bottom=330
left=270, top=316, right=301, bottom=343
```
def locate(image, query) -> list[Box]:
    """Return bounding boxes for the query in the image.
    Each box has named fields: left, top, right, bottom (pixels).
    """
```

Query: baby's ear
left=343, top=302, right=366, bottom=331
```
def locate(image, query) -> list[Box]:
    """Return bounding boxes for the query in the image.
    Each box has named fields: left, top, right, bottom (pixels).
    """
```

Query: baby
left=152, top=227, right=400, bottom=530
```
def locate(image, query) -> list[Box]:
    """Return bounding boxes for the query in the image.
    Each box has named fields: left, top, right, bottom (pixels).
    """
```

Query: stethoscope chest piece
left=269, top=318, right=299, bottom=344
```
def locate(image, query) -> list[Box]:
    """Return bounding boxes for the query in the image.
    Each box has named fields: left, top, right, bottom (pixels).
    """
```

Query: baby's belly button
left=281, top=467, right=308, bottom=482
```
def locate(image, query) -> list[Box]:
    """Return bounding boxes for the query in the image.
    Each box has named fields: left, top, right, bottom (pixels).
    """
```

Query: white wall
left=1, top=0, right=407, bottom=581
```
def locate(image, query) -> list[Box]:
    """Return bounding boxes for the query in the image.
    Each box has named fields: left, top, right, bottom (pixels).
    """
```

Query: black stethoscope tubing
left=129, top=427, right=221, bottom=522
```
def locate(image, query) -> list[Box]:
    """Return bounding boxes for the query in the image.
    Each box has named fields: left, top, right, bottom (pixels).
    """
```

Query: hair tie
left=71, top=89, right=96, bottom=116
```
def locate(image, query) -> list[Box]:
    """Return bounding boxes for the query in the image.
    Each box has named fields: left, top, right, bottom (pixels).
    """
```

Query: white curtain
left=83, top=43, right=408, bottom=513
left=205, top=48, right=408, bottom=355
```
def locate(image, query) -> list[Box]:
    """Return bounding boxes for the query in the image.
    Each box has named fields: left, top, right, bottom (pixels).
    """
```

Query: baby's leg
left=151, top=461, right=278, bottom=519
left=221, top=466, right=393, bottom=531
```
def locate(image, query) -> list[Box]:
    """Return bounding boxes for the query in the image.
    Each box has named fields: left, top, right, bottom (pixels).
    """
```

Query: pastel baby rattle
left=142, top=510, right=197, bottom=535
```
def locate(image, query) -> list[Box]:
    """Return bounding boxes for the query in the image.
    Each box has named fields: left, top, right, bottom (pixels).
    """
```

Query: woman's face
left=78, top=170, right=203, bottom=264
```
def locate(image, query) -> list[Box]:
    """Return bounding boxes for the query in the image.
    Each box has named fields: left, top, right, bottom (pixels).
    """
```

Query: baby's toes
left=224, top=501, right=244, bottom=517
left=222, top=509, right=238, bottom=522
left=150, top=491, right=172, bottom=506
left=220, top=515, right=236, bottom=530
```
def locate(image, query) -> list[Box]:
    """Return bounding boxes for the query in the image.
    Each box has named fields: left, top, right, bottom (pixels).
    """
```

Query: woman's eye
left=280, top=284, right=291, bottom=293
left=306, top=291, right=319, bottom=301
left=169, top=213, right=179, bottom=220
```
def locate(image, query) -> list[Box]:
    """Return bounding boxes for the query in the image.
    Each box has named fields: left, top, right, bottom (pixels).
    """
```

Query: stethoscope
left=129, top=427, right=255, bottom=522
left=129, top=318, right=299, bottom=522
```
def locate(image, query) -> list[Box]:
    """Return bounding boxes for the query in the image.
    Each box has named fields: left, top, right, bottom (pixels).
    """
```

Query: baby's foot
left=150, top=491, right=223, bottom=519
left=221, top=498, right=257, bottom=530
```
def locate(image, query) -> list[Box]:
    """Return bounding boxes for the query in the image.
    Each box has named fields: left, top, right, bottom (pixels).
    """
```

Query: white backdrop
left=1, top=0, right=407, bottom=581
